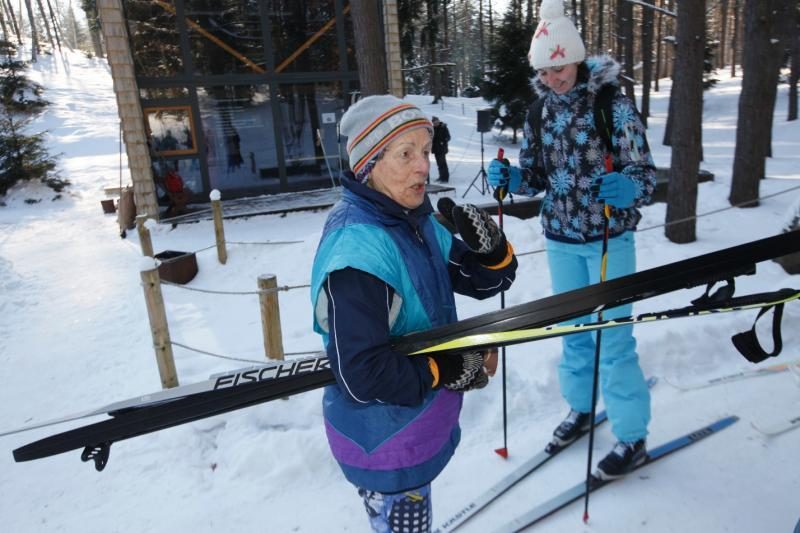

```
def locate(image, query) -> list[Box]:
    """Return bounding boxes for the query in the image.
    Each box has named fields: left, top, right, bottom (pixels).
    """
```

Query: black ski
left=10, top=233, right=797, bottom=467
left=494, top=416, right=739, bottom=532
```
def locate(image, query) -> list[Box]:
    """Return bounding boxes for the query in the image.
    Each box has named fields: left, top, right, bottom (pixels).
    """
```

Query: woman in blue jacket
left=487, top=0, right=656, bottom=480
left=311, top=95, right=517, bottom=532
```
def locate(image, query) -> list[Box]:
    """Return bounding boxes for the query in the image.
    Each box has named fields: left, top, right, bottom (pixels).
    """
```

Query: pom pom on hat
left=340, top=95, right=433, bottom=181
left=529, top=0, right=586, bottom=70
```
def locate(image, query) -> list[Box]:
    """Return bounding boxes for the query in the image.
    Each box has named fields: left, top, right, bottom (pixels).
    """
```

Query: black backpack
left=527, top=83, right=619, bottom=159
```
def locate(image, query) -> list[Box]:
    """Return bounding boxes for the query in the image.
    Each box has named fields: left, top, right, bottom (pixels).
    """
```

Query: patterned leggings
left=358, top=484, right=432, bottom=533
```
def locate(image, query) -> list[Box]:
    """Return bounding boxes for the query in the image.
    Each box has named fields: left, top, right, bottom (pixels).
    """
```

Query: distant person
left=311, top=95, right=518, bottom=532
left=225, top=129, right=243, bottom=172
left=157, top=129, right=179, bottom=152
left=432, top=116, right=451, bottom=183
left=487, top=0, right=657, bottom=480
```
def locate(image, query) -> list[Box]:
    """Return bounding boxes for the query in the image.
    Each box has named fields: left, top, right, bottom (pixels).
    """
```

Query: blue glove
left=591, top=172, right=637, bottom=209
left=487, top=159, right=522, bottom=193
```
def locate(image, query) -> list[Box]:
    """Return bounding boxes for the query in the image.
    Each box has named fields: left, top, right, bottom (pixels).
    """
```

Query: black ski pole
left=583, top=153, right=614, bottom=523
left=494, top=147, right=510, bottom=459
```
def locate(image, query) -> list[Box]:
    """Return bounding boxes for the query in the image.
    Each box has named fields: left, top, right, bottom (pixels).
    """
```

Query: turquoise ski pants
left=546, top=232, right=650, bottom=442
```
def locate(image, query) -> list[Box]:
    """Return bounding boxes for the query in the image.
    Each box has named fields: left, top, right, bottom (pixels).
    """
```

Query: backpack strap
left=526, top=97, right=546, bottom=154
left=593, top=83, right=618, bottom=156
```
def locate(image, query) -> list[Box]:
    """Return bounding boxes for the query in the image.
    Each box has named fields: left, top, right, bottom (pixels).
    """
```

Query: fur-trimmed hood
left=531, top=54, right=621, bottom=98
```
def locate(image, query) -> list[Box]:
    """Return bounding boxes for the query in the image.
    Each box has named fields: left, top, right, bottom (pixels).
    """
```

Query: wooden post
left=136, top=214, right=154, bottom=257
left=141, top=260, right=179, bottom=388
left=210, top=189, right=227, bottom=264
left=258, top=274, right=285, bottom=360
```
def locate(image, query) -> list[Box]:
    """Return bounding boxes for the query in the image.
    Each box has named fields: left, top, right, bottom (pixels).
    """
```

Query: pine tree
left=481, top=0, right=534, bottom=143
left=0, top=39, right=64, bottom=196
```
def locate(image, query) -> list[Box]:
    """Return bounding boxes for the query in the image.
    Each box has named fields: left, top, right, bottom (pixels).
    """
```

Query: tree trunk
left=790, top=15, right=799, bottom=121
left=729, top=0, right=787, bottom=207
left=350, top=0, right=388, bottom=96
left=664, top=0, right=704, bottom=244
left=45, top=0, right=61, bottom=50
left=718, top=0, right=728, bottom=69
left=23, top=0, right=38, bottom=61
left=596, top=0, right=605, bottom=53
left=0, top=5, right=7, bottom=41
left=654, top=0, right=662, bottom=91
left=640, top=0, right=655, bottom=123
left=35, top=0, right=54, bottom=52
left=730, top=0, right=739, bottom=77
left=621, top=0, right=635, bottom=99
left=3, top=0, right=21, bottom=44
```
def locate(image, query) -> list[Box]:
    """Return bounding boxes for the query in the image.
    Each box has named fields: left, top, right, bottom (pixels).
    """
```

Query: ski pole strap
left=691, top=279, right=736, bottom=306
left=731, top=300, right=785, bottom=364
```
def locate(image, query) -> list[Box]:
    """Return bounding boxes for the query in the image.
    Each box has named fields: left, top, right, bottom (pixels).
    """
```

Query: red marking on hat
left=550, top=45, right=566, bottom=60
left=535, top=22, right=550, bottom=38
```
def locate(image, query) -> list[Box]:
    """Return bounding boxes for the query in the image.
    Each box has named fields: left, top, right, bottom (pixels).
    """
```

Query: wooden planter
left=154, top=251, right=198, bottom=284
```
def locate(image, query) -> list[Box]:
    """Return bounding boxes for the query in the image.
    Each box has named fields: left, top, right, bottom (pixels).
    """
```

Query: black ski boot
left=595, top=439, right=647, bottom=480
left=544, top=409, right=591, bottom=453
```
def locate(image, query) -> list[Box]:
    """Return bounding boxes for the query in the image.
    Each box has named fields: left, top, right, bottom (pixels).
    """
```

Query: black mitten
left=427, top=351, right=489, bottom=392
left=437, top=198, right=507, bottom=266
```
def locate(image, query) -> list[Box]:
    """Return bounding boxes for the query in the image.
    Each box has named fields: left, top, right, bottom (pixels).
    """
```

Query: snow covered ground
left=1, top=50, right=799, bottom=532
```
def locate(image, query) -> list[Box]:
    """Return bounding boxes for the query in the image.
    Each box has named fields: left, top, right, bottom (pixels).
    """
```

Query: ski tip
left=494, top=447, right=509, bottom=459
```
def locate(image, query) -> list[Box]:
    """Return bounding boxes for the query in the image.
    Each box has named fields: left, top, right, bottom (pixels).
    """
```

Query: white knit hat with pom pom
left=529, top=0, right=586, bottom=70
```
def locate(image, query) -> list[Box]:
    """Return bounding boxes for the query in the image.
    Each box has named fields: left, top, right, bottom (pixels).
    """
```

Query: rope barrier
left=159, top=280, right=310, bottom=295
left=170, top=341, right=321, bottom=364
left=188, top=240, right=305, bottom=256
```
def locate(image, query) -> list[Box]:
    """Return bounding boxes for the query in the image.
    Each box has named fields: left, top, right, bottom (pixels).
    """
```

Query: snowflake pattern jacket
left=517, top=55, right=657, bottom=243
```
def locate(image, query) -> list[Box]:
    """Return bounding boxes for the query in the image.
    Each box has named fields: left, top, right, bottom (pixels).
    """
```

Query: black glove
left=427, top=351, right=489, bottom=392
left=437, top=198, right=508, bottom=266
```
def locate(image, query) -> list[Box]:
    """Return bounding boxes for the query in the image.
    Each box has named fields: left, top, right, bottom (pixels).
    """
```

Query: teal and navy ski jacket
left=311, top=173, right=516, bottom=493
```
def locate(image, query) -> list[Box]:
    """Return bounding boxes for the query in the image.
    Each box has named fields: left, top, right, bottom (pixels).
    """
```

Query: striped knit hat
left=340, top=95, right=433, bottom=181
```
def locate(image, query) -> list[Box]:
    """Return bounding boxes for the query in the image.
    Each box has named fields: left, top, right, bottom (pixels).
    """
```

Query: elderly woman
left=310, top=95, right=517, bottom=532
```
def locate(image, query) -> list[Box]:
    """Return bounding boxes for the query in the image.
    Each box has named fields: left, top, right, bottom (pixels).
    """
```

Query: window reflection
left=277, top=82, right=346, bottom=190
left=124, top=0, right=183, bottom=78
left=270, top=0, right=340, bottom=73
left=144, top=106, right=197, bottom=156
left=152, top=158, right=202, bottom=205
left=185, top=0, right=267, bottom=76
left=198, top=85, right=277, bottom=191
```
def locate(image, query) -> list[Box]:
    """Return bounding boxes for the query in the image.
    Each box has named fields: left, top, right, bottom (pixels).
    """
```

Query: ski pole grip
left=495, top=148, right=508, bottom=202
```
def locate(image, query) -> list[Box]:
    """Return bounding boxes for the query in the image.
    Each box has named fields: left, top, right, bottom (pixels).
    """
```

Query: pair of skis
left=492, top=416, right=739, bottom=532
left=434, top=414, right=738, bottom=532
left=5, top=232, right=800, bottom=468
left=435, top=358, right=799, bottom=531
left=7, top=286, right=796, bottom=468
left=434, top=377, right=656, bottom=533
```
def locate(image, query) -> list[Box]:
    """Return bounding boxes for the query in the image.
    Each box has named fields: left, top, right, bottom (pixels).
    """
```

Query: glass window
left=139, top=87, right=189, bottom=99
left=123, top=0, right=183, bottom=78
left=152, top=158, right=203, bottom=197
left=144, top=106, right=197, bottom=156
left=183, top=0, right=267, bottom=76
left=197, top=85, right=278, bottom=191
left=269, top=0, right=340, bottom=74
left=276, top=82, right=346, bottom=191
